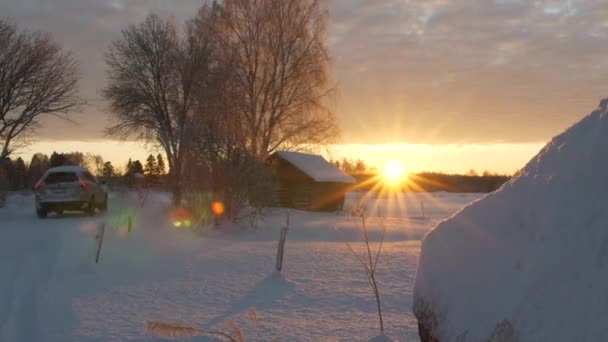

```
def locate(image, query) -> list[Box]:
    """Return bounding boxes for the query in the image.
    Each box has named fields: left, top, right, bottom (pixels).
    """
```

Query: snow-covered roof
left=273, top=151, right=355, bottom=184
left=45, top=165, right=87, bottom=173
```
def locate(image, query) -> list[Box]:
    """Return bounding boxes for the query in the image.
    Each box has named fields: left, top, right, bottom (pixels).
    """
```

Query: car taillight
left=79, top=177, right=88, bottom=190
left=34, top=179, right=43, bottom=191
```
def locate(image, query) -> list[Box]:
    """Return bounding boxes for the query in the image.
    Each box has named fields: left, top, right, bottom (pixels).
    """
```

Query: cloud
left=330, top=0, right=608, bottom=144
left=0, top=0, right=202, bottom=140
left=2, top=0, right=608, bottom=144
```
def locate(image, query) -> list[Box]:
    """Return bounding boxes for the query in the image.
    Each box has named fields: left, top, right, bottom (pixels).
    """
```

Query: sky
left=4, top=0, right=608, bottom=174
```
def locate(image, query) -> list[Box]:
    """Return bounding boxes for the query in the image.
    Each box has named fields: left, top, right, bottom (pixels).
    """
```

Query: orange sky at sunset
left=15, top=140, right=544, bottom=175
left=4, top=0, right=607, bottom=174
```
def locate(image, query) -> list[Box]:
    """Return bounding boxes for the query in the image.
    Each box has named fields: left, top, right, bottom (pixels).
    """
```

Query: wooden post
left=420, top=200, right=425, bottom=219
left=128, top=216, right=132, bottom=233
left=95, top=223, right=106, bottom=264
left=139, top=189, right=149, bottom=208
left=275, top=210, right=290, bottom=273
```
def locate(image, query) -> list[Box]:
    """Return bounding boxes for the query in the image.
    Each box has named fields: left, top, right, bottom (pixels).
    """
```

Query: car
left=34, top=165, right=108, bottom=218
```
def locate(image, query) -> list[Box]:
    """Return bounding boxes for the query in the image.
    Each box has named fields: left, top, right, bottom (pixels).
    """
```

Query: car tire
left=99, top=194, right=108, bottom=212
left=36, top=205, right=48, bottom=219
left=85, top=198, right=95, bottom=216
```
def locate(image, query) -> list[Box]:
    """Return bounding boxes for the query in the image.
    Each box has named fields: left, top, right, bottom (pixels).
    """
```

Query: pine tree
left=156, top=153, right=166, bottom=175
left=11, top=157, right=27, bottom=190
left=28, top=153, right=49, bottom=187
left=354, top=159, right=367, bottom=173
left=131, top=160, right=144, bottom=175
left=126, top=158, right=133, bottom=175
left=0, top=157, right=11, bottom=192
left=124, top=159, right=144, bottom=187
left=64, top=152, right=85, bottom=167
left=144, top=154, right=157, bottom=176
left=49, top=151, right=67, bottom=167
left=124, top=158, right=134, bottom=187
left=341, top=158, right=354, bottom=173
left=102, top=161, right=115, bottom=179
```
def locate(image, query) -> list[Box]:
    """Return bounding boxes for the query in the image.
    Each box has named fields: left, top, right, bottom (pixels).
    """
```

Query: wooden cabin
left=266, top=151, right=355, bottom=211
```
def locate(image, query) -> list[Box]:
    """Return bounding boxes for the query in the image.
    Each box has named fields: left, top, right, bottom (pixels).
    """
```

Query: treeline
left=0, top=151, right=166, bottom=191
left=330, top=158, right=372, bottom=174
left=411, top=172, right=511, bottom=193
left=0, top=152, right=99, bottom=191
left=123, top=154, right=166, bottom=187
left=352, top=171, right=511, bottom=193
left=332, top=158, right=510, bottom=193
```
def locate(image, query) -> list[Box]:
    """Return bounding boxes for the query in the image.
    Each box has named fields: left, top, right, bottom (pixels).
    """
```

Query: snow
left=413, top=98, right=608, bottom=341
left=44, top=165, right=87, bottom=173
left=274, top=151, right=356, bottom=183
left=0, top=190, right=480, bottom=341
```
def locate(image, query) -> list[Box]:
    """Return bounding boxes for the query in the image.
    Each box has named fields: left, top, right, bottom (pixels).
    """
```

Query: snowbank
left=413, top=98, right=608, bottom=341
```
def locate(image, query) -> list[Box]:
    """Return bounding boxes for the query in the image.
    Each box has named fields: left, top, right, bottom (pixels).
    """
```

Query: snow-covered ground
left=413, top=99, right=608, bottom=341
left=0, top=191, right=482, bottom=341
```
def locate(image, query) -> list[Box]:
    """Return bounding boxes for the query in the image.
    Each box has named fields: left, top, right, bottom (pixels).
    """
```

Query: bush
left=183, top=145, right=274, bottom=227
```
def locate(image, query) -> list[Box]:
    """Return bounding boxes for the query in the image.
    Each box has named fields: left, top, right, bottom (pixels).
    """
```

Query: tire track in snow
left=12, top=255, right=40, bottom=342
left=0, top=233, right=62, bottom=341
left=0, top=256, right=23, bottom=341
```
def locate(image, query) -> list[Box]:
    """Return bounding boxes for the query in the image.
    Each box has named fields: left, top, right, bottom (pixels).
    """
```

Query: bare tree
left=85, top=153, right=104, bottom=177
left=218, top=0, right=339, bottom=158
left=182, top=0, right=334, bottom=223
left=104, top=13, right=216, bottom=205
left=0, top=19, right=81, bottom=159
left=184, top=4, right=270, bottom=222
left=105, top=0, right=338, bottom=209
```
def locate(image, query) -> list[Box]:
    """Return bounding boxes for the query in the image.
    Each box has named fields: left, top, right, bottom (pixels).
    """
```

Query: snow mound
left=413, top=98, right=608, bottom=341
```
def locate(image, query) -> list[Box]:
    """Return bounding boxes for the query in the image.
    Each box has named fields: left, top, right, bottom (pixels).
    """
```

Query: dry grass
left=346, top=212, right=387, bottom=335
left=145, top=308, right=269, bottom=342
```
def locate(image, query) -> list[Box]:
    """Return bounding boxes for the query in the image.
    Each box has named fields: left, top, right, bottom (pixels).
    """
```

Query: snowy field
left=0, top=191, right=483, bottom=341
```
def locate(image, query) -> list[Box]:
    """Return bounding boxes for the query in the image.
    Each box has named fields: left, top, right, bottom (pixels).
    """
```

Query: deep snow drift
left=414, top=98, right=608, bottom=341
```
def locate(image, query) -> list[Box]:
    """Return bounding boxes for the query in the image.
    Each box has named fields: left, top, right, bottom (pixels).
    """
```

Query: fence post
left=95, top=223, right=106, bottom=264
left=420, top=200, right=425, bottom=219
left=275, top=210, right=290, bottom=273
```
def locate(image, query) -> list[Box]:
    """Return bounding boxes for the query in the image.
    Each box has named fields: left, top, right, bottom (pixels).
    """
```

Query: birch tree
left=219, top=0, right=338, bottom=158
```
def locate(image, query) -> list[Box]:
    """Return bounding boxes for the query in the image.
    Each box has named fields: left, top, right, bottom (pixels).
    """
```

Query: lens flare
left=79, top=222, right=97, bottom=234
left=169, top=207, right=192, bottom=228
left=113, top=227, right=130, bottom=239
left=211, top=201, right=225, bottom=216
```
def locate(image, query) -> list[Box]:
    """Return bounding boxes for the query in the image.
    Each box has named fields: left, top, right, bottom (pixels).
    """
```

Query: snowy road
left=0, top=192, right=482, bottom=341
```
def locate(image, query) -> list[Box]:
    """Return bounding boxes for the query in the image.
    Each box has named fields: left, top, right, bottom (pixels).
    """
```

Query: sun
left=383, top=160, right=406, bottom=182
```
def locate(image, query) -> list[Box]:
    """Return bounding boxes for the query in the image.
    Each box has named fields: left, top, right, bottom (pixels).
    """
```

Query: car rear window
left=44, top=172, right=78, bottom=184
